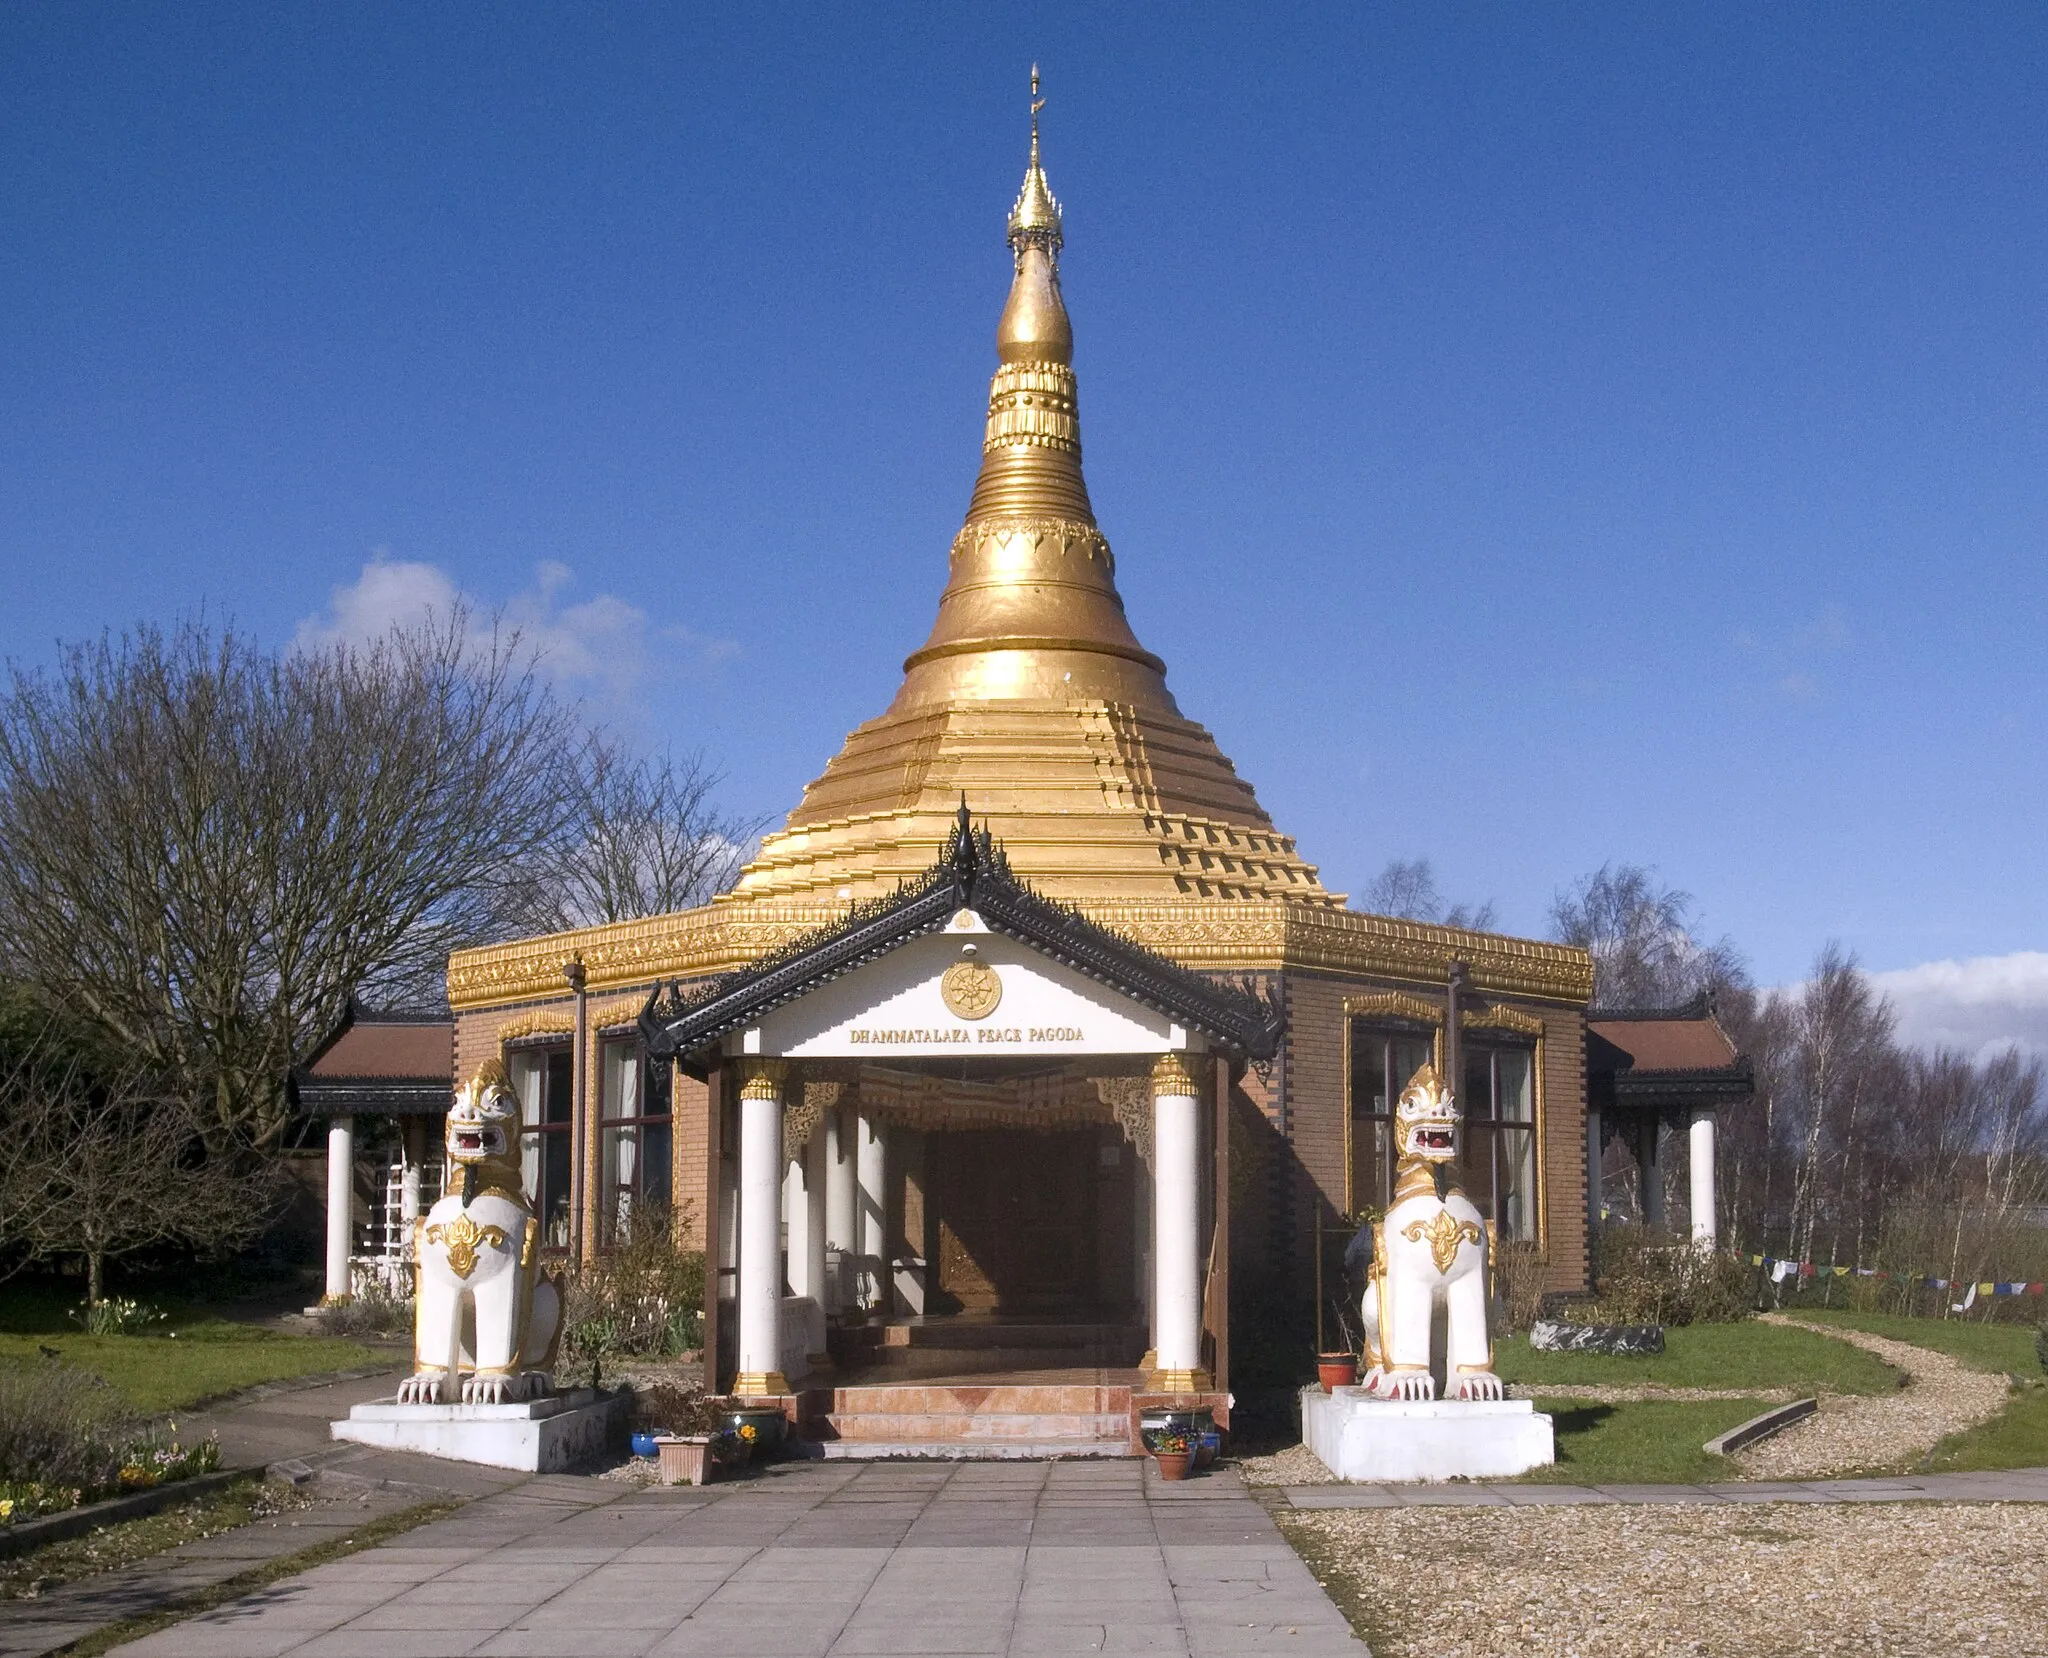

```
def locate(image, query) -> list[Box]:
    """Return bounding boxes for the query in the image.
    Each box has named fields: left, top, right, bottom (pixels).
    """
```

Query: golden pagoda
left=445, top=77, right=1592, bottom=1010
left=726, top=77, right=1336, bottom=910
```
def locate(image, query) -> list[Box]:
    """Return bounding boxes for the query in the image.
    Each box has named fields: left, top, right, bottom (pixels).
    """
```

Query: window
left=508, top=1044, right=575, bottom=1248
left=1458, top=1041, right=1537, bottom=1241
left=1347, top=1021, right=1437, bottom=1218
left=600, top=1036, right=671, bottom=1237
left=1348, top=1020, right=1539, bottom=1241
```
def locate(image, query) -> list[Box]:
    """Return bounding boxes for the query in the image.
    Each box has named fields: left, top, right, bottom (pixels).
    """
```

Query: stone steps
left=798, top=1382, right=1138, bottom=1460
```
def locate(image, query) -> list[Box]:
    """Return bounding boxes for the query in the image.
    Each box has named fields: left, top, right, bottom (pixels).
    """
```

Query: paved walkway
left=0, top=1371, right=523, bottom=1658
left=114, top=1460, right=1365, bottom=1658
left=1269, top=1466, right=2048, bottom=1508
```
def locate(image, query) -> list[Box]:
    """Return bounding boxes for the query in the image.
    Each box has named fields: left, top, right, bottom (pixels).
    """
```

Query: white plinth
left=332, top=1389, right=626, bottom=1472
left=1301, top=1387, right=1555, bottom=1482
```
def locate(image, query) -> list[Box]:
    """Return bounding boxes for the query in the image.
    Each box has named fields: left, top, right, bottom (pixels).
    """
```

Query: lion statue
left=1358, top=1061, right=1505, bottom=1402
left=397, top=1060, right=563, bottom=1405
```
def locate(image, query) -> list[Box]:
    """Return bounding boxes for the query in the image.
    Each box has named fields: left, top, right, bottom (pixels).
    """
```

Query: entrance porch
left=638, top=813, right=1282, bottom=1456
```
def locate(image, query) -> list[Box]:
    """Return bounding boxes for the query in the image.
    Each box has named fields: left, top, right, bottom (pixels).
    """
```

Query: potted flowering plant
left=633, top=1383, right=728, bottom=1486
left=1147, top=1427, right=1196, bottom=1481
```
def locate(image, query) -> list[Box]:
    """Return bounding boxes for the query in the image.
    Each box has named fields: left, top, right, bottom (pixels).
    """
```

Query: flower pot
left=1317, top=1353, right=1359, bottom=1392
left=1152, top=1446, right=1196, bottom=1481
left=630, top=1431, right=661, bottom=1460
left=725, top=1407, right=786, bottom=1464
left=654, top=1435, right=714, bottom=1487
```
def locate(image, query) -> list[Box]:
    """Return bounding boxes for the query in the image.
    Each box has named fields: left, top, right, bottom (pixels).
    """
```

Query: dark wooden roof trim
left=289, top=1077, right=452, bottom=1117
left=641, top=805, right=1283, bottom=1070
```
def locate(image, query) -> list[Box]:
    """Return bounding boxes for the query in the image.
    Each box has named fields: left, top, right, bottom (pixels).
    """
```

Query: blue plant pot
left=630, top=1431, right=661, bottom=1460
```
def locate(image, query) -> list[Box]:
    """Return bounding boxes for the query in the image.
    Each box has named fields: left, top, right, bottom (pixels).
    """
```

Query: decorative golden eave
left=446, top=896, right=1593, bottom=1013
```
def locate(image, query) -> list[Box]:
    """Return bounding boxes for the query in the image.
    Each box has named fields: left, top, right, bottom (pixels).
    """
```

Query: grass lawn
left=1527, top=1397, right=1757, bottom=1485
left=0, top=1286, right=386, bottom=1415
left=1793, top=1309, right=2043, bottom=1378
left=0, top=1327, right=385, bottom=1414
left=1920, top=1384, right=2048, bottom=1473
left=1495, top=1319, right=1898, bottom=1395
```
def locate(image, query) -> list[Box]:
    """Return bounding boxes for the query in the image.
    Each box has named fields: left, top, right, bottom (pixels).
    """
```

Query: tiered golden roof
left=724, top=78, right=1336, bottom=910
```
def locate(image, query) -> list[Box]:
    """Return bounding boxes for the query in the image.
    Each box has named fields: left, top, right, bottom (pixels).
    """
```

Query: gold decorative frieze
left=448, top=892, right=1592, bottom=1013
left=1150, top=1052, right=1198, bottom=1100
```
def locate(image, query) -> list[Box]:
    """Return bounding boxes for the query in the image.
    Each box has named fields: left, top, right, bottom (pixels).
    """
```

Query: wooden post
left=702, top=1059, right=724, bottom=1394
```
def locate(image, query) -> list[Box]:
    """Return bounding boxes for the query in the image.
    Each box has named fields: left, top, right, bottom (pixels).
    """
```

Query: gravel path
left=1282, top=1501, right=2048, bottom=1657
left=1734, top=1315, right=2011, bottom=1478
left=1239, top=1442, right=1339, bottom=1486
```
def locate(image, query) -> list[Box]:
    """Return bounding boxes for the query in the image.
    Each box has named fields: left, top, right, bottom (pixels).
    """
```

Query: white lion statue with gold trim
left=1358, top=1062, right=1504, bottom=1402
left=397, top=1061, right=563, bottom=1405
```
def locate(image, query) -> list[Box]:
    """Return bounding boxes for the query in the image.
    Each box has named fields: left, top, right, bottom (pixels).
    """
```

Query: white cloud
left=293, top=553, right=461, bottom=654
left=1869, top=951, right=2048, bottom=1064
left=294, top=553, right=740, bottom=716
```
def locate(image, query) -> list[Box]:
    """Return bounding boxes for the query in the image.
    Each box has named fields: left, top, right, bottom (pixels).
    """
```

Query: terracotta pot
left=1152, top=1446, right=1196, bottom=1481
left=1317, top=1353, right=1359, bottom=1392
left=654, top=1435, right=714, bottom=1487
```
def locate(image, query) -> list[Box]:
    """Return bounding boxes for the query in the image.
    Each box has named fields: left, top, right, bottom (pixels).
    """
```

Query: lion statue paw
left=397, top=1370, right=453, bottom=1405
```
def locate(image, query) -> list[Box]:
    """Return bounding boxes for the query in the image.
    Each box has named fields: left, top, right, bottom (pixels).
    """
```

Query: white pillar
left=825, top=1106, right=855, bottom=1314
left=1151, top=1055, right=1204, bottom=1392
left=324, top=1115, right=355, bottom=1303
left=735, top=1062, right=790, bottom=1395
left=1689, top=1108, right=1719, bottom=1248
left=856, top=1111, right=887, bottom=1313
left=783, top=1160, right=808, bottom=1296
left=399, top=1118, right=423, bottom=1227
left=804, top=1115, right=829, bottom=1311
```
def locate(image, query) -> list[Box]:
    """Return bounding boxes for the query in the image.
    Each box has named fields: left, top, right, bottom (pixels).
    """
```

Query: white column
left=735, top=1062, right=790, bottom=1395
left=825, top=1106, right=855, bottom=1314
left=804, top=1116, right=829, bottom=1312
left=1689, top=1108, right=1719, bottom=1248
left=399, top=1118, right=423, bottom=1227
left=783, top=1160, right=808, bottom=1297
left=1151, top=1055, right=1204, bottom=1392
left=856, top=1111, right=887, bottom=1313
left=324, top=1115, right=355, bottom=1303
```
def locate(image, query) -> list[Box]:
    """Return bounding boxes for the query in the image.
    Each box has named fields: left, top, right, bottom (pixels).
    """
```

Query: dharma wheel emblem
left=941, top=959, right=1003, bottom=1020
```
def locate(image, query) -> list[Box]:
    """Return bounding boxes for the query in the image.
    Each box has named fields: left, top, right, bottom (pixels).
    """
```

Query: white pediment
left=735, top=910, right=1195, bottom=1060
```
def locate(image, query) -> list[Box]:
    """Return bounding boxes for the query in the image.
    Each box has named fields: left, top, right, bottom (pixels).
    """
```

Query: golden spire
left=895, top=67, right=1167, bottom=709
left=717, top=73, right=1337, bottom=913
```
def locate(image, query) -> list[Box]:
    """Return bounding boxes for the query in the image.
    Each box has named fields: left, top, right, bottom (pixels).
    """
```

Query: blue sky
left=2, top=5, right=2043, bottom=1037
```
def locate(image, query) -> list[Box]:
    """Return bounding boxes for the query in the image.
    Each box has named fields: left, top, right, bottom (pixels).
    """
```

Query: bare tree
left=1549, top=862, right=1748, bottom=1008
left=1781, top=943, right=1895, bottom=1265
left=505, top=739, right=765, bottom=933
left=0, top=1037, right=276, bottom=1304
left=1362, top=857, right=1498, bottom=931
left=0, top=615, right=580, bottom=1148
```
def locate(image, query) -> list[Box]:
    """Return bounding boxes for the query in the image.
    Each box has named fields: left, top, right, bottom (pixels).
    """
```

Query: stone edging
left=0, top=1466, right=260, bottom=1559
left=174, top=1362, right=402, bottom=1416
left=1705, top=1397, right=1818, bottom=1456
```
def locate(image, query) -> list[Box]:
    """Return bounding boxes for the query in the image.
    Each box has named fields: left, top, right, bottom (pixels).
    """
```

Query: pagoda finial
left=1008, top=64, right=1062, bottom=255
